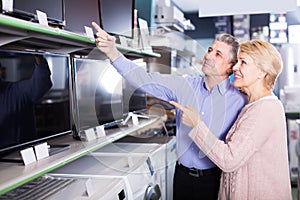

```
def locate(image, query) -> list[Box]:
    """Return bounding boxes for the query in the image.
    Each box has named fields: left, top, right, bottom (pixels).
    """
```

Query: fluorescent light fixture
left=198, top=0, right=297, bottom=17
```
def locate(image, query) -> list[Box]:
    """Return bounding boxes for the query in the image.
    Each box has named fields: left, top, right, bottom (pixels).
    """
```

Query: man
left=0, top=55, right=52, bottom=148
left=92, top=22, right=247, bottom=200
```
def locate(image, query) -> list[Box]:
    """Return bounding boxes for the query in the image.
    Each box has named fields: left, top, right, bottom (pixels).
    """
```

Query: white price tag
left=20, top=147, right=36, bottom=165
left=85, top=179, right=96, bottom=197
left=2, top=0, right=13, bottom=12
left=95, top=125, right=106, bottom=138
left=132, top=115, right=139, bottom=125
left=36, top=10, right=48, bottom=26
left=119, top=36, right=128, bottom=47
left=34, top=142, right=49, bottom=160
left=127, top=156, right=134, bottom=168
left=84, top=128, right=96, bottom=141
left=84, top=26, right=94, bottom=38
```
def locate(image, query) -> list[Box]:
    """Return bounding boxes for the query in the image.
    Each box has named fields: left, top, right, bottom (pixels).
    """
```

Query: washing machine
left=116, top=135, right=177, bottom=200
left=48, top=153, right=161, bottom=200
left=92, top=143, right=166, bottom=199
left=93, top=136, right=177, bottom=200
left=47, top=176, right=129, bottom=200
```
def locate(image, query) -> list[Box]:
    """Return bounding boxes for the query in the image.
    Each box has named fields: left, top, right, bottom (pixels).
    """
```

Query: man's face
left=202, top=41, right=233, bottom=78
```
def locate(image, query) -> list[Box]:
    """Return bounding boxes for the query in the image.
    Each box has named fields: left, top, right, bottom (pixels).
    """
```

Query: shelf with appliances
left=0, top=12, right=164, bottom=197
left=0, top=117, right=162, bottom=195
left=0, top=14, right=161, bottom=58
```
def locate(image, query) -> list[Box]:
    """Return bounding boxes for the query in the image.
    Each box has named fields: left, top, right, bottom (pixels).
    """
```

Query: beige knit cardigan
left=189, top=96, right=292, bottom=200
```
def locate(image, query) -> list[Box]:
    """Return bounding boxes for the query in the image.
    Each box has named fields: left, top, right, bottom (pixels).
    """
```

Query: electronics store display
left=49, top=153, right=161, bottom=199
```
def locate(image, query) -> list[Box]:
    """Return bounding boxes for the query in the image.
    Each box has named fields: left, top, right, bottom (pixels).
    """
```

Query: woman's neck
left=247, top=90, right=273, bottom=104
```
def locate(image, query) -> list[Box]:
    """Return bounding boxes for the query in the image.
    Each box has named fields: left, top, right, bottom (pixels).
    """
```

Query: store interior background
left=137, top=0, right=300, bottom=198
left=0, top=0, right=300, bottom=199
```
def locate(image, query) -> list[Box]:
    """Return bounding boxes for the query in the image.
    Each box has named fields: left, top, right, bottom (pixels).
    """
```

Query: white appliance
left=49, top=154, right=160, bottom=200
left=164, top=137, right=176, bottom=200
left=93, top=142, right=166, bottom=199
left=278, top=43, right=300, bottom=91
left=287, top=119, right=300, bottom=184
left=154, top=3, right=195, bottom=32
left=278, top=43, right=300, bottom=185
left=47, top=176, right=128, bottom=200
left=97, top=136, right=177, bottom=200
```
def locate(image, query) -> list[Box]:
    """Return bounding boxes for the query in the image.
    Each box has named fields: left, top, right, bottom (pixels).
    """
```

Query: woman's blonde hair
left=239, top=40, right=282, bottom=90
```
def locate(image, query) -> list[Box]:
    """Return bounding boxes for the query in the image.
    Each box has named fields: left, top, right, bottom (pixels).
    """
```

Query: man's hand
left=92, top=22, right=120, bottom=62
left=169, top=101, right=202, bottom=128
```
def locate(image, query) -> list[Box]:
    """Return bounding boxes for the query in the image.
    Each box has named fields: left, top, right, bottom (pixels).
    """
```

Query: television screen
left=0, top=50, right=71, bottom=157
left=64, top=0, right=101, bottom=35
left=72, top=58, right=123, bottom=134
left=123, top=79, right=147, bottom=114
left=7, top=0, right=65, bottom=26
left=100, top=0, right=134, bottom=38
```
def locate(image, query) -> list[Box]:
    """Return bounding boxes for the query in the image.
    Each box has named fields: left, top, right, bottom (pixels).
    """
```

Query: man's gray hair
left=216, top=33, right=239, bottom=66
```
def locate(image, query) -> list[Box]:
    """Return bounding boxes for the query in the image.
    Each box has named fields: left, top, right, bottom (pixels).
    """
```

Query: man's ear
left=226, top=67, right=233, bottom=76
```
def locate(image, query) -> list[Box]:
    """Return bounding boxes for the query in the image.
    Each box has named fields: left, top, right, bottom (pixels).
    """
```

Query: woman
left=170, top=40, right=292, bottom=200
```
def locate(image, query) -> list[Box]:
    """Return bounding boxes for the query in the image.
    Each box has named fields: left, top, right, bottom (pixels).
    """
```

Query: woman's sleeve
left=189, top=101, right=276, bottom=172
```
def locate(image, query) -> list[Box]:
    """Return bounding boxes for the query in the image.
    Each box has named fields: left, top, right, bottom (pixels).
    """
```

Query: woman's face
left=232, top=52, right=263, bottom=91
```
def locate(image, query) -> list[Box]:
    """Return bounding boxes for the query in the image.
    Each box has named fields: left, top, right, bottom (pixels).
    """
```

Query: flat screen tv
left=72, top=57, right=123, bottom=135
left=123, top=78, right=147, bottom=114
left=0, top=50, right=71, bottom=157
left=99, top=0, right=135, bottom=38
left=64, top=0, right=101, bottom=35
left=3, top=0, right=65, bottom=26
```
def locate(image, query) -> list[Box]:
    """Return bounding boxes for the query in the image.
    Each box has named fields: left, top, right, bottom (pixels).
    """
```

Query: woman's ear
left=258, top=68, right=267, bottom=79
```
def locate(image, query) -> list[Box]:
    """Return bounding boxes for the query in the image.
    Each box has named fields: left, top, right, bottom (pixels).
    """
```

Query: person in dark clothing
left=0, top=55, right=52, bottom=149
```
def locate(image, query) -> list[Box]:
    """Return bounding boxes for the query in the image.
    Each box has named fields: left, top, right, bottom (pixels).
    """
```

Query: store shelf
left=0, top=14, right=160, bottom=57
left=0, top=13, right=162, bottom=196
left=0, top=117, right=161, bottom=195
left=117, top=44, right=161, bottom=58
left=286, top=112, right=300, bottom=120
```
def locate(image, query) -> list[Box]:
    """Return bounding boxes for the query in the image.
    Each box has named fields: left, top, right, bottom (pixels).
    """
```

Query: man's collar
left=202, top=78, right=230, bottom=95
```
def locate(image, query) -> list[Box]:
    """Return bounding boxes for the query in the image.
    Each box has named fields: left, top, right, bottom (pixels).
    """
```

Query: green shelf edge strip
left=0, top=118, right=160, bottom=195
left=116, top=44, right=161, bottom=58
left=0, top=16, right=94, bottom=44
left=0, top=134, right=125, bottom=195
left=0, top=15, right=160, bottom=58
left=141, top=51, right=161, bottom=57
left=116, top=44, right=141, bottom=54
